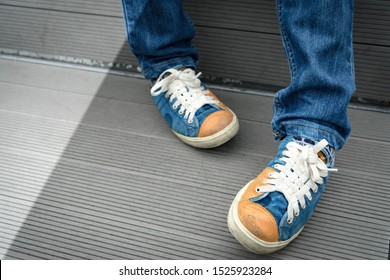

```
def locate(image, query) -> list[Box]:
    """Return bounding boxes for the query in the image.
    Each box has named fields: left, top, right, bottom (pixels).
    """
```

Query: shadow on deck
left=0, top=56, right=389, bottom=260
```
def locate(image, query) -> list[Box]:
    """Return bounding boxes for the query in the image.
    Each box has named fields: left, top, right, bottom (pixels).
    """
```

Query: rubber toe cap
left=198, top=110, right=233, bottom=137
left=237, top=198, right=279, bottom=243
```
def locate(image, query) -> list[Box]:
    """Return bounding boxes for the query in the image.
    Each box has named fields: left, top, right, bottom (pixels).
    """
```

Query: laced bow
left=256, top=139, right=337, bottom=224
left=150, top=69, right=216, bottom=123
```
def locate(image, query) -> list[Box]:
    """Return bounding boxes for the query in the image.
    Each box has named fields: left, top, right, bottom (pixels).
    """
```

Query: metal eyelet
left=172, top=105, right=178, bottom=109
left=301, top=204, right=306, bottom=209
left=313, top=188, right=318, bottom=194
left=188, top=119, right=193, bottom=124
left=179, top=110, right=184, bottom=115
left=287, top=218, right=293, bottom=224
left=294, top=210, right=299, bottom=217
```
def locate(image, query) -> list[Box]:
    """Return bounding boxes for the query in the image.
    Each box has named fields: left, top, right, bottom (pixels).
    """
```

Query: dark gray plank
left=1, top=0, right=389, bottom=46
left=1, top=1, right=390, bottom=101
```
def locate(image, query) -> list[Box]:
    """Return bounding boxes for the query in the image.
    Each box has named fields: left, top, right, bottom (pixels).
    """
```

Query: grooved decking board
left=1, top=57, right=389, bottom=142
left=1, top=0, right=389, bottom=45
left=0, top=58, right=389, bottom=260
left=0, top=0, right=390, bottom=101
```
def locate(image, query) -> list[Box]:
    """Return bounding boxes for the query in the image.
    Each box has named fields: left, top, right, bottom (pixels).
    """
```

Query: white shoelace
left=256, top=139, right=338, bottom=224
left=150, top=69, right=217, bottom=124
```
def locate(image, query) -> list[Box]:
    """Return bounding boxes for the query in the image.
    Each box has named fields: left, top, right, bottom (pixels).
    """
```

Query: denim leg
left=121, top=0, right=198, bottom=79
left=272, top=0, right=355, bottom=150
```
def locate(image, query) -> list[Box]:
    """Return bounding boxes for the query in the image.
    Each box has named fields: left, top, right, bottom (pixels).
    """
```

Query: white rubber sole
left=227, top=180, right=303, bottom=254
left=172, top=110, right=239, bottom=149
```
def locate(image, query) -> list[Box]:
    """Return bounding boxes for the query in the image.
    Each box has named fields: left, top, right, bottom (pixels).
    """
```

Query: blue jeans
left=121, top=0, right=355, bottom=150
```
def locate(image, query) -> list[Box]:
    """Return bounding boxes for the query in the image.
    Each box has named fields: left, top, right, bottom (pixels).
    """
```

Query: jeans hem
left=143, top=56, right=197, bottom=79
left=272, top=123, right=347, bottom=150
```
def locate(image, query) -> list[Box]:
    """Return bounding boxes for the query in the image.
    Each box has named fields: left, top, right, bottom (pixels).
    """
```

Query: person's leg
left=121, top=0, right=239, bottom=148
left=228, top=0, right=355, bottom=254
left=121, top=0, right=198, bottom=79
left=272, top=0, right=355, bottom=150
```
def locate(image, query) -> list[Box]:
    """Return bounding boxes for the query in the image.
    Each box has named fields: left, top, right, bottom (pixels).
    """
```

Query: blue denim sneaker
left=150, top=68, right=239, bottom=148
left=228, top=136, right=337, bottom=254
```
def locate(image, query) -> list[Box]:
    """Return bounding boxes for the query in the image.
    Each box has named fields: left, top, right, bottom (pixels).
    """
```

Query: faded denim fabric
left=272, top=0, right=355, bottom=150
left=250, top=136, right=334, bottom=241
left=121, top=0, right=198, bottom=79
left=121, top=0, right=355, bottom=149
left=151, top=91, right=220, bottom=137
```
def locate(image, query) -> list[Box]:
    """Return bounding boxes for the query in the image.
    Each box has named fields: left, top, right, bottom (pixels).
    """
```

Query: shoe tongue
left=292, top=136, right=316, bottom=146
left=153, top=68, right=220, bottom=118
left=177, top=81, right=220, bottom=118
left=292, top=136, right=335, bottom=167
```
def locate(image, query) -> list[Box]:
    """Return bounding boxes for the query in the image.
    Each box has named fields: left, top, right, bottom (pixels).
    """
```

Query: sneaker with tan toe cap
left=150, top=68, right=239, bottom=148
left=228, top=136, right=337, bottom=254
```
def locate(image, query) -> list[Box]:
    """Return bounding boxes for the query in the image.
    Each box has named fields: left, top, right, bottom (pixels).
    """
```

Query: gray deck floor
left=0, top=56, right=389, bottom=260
